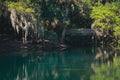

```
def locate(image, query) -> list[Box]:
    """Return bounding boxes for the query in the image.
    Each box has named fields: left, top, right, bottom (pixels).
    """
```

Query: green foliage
left=90, top=2, right=120, bottom=35
left=44, top=30, right=58, bottom=42
left=1, top=0, right=120, bottom=42
left=69, top=0, right=93, bottom=28
left=7, top=0, right=35, bottom=13
left=91, top=57, right=120, bottom=80
left=41, top=1, right=68, bottom=21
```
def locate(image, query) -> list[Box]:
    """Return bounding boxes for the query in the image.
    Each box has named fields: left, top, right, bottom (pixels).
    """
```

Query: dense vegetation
left=0, top=0, right=120, bottom=44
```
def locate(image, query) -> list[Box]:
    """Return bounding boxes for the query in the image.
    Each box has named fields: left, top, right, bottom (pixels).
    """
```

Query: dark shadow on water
left=0, top=42, right=95, bottom=80
left=0, top=41, right=119, bottom=80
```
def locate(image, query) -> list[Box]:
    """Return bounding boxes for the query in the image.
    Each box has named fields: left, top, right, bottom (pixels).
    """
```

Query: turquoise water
left=0, top=43, right=116, bottom=80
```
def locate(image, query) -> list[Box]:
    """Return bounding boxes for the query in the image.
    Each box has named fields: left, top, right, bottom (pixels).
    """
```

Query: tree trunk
left=61, top=2, right=69, bottom=43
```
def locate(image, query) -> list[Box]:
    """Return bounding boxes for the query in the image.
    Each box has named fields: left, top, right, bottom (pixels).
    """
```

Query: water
left=0, top=43, right=118, bottom=80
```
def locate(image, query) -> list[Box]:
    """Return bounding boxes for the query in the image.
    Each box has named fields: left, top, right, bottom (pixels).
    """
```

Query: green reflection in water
left=91, top=56, right=120, bottom=80
left=0, top=44, right=119, bottom=80
left=0, top=47, right=95, bottom=80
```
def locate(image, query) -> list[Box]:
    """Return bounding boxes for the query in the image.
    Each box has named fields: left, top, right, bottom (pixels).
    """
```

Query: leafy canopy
left=90, top=2, right=120, bottom=36
left=7, top=0, right=35, bottom=13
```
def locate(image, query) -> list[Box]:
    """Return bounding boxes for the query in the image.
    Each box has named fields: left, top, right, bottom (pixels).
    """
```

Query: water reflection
left=0, top=47, right=94, bottom=80
left=0, top=45, right=120, bottom=80
left=91, top=56, right=120, bottom=80
left=95, top=46, right=118, bottom=63
left=91, top=46, right=120, bottom=80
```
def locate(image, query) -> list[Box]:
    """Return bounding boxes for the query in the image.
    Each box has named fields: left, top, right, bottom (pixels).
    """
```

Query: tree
left=7, top=0, right=42, bottom=44
left=90, top=2, right=120, bottom=42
